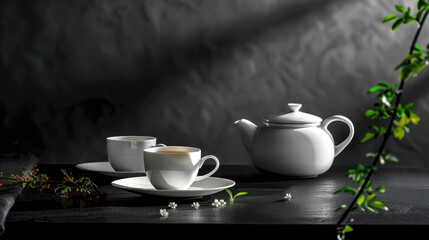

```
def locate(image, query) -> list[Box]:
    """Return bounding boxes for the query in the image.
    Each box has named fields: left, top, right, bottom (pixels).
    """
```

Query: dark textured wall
left=1, top=0, right=429, bottom=166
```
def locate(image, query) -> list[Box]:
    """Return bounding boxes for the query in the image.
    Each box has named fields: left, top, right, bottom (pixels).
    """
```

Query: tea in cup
left=107, top=136, right=165, bottom=172
left=143, top=146, right=220, bottom=190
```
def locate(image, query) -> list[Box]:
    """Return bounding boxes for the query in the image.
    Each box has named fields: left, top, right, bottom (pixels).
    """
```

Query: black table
left=4, top=164, right=429, bottom=239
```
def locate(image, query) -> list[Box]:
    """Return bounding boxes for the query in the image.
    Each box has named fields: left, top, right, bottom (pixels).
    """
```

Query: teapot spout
left=234, top=119, right=257, bottom=152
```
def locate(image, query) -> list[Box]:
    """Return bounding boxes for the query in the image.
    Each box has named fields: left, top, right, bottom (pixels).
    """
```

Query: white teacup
left=143, top=146, right=220, bottom=190
left=107, top=136, right=165, bottom=172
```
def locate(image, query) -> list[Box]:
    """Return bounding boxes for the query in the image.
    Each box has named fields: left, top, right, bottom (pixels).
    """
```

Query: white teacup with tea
left=143, top=146, right=220, bottom=190
left=107, top=136, right=166, bottom=172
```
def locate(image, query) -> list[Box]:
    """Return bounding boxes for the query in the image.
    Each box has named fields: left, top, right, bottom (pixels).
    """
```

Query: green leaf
left=343, top=224, right=354, bottom=233
left=382, top=14, right=397, bottom=23
left=365, top=205, right=378, bottom=213
left=356, top=164, right=365, bottom=171
left=368, top=86, right=384, bottom=93
left=395, top=4, right=406, bottom=14
left=377, top=81, right=390, bottom=88
left=410, top=112, right=420, bottom=125
left=404, top=102, right=414, bottom=109
left=392, top=127, right=405, bottom=140
left=415, top=44, right=423, bottom=53
left=335, top=204, right=347, bottom=211
left=398, top=65, right=412, bottom=81
left=384, top=154, right=399, bottom=163
left=357, top=194, right=365, bottom=206
left=369, top=125, right=379, bottom=132
left=395, top=54, right=414, bottom=70
left=361, top=132, right=375, bottom=143
left=334, top=186, right=357, bottom=195
left=365, top=193, right=378, bottom=204
left=375, top=186, right=386, bottom=193
left=391, top=18, right=404, bottom=31
left=413, top=61, right=427, bottom=75
left=234, top=192, right=248, bottom=198
left=364, top=109, right=376, bottom=118
left=364, top=179, right=373, bottom=189
left=371, top=201, right=389, bottom=211
left=396, top=115, right=411, bottom=127
left=379, top=126, right=387, bottom=134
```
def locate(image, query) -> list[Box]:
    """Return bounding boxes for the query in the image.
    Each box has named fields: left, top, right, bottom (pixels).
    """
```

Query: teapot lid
left=263, top=103, right=322, bottom=125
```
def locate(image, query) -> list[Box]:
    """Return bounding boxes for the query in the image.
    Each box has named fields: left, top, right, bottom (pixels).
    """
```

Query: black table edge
left=2, top=222, right=426, bottom=239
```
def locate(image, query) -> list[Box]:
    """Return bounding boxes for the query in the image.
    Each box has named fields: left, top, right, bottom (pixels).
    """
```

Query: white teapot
left=234, top=103, right=354, bottom=178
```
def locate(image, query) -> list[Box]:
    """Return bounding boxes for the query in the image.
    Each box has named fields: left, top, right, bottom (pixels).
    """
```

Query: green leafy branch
left=382, top=5, right=414, bottom=31
left=395, top=44, right=429, bottom=82
left=0, top=166, right=49, bottom=190
left=382, top=1, right=429, bottom=30
left=54, top=169, right=100, bottom=196
left=335, top=164, right=388, bottom=214
left=335, top=1, right=429, bottom=238
left=361, top=83, right=419, bottom=142
left=0, top=166, right=102, bottom=198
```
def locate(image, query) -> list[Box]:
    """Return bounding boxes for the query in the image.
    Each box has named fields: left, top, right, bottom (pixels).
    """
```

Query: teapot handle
left=320, top=115, right=355, bottom=157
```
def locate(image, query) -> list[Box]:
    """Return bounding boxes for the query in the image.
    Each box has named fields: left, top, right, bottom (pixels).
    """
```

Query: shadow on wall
left=1, top=0, right=429, bottom=166
left=0, top=0, right=335, bottom=160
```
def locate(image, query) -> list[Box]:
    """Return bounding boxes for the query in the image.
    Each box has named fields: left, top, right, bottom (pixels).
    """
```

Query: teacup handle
left=320, top=115, right=355, bottom=157
left=195, top=155, right=220, bottom=181
left=154, top=143, right=167, bottom=147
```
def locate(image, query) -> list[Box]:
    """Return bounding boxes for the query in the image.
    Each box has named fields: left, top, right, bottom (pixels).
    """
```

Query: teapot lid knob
left=288, top=103, right=302, bottom=112
left=263, top=102, right=322, bottom=125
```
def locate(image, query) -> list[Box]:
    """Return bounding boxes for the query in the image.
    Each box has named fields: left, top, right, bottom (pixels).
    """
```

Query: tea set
left=77, top=136, right=233, bottom=198
left=77, top=103, right=354, bottom=198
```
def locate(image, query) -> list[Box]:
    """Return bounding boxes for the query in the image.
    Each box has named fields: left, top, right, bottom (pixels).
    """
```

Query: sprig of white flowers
left=168, top=202, right=177, bottom=209
left=212, top=199, right=227, bottom=208
left=191, top=202, right=200, bottom=210
left=159, top=198, right=229, bottom=216
left=160, top=209, right=169, bottom=217
left=158, top=191, right=290, bottom=217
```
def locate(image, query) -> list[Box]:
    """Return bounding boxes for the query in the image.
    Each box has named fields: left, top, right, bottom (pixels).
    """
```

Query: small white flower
left=212, top=199, right=220, bottom=207
left=168, top=202, right=177, bottom=209
left=160, top=209, right=169, bottom=217
left=212, top=199, right=226, bottom=208
left=284, top=193, right=292, bottom=201
left=191, top=202, right=200, bottom=210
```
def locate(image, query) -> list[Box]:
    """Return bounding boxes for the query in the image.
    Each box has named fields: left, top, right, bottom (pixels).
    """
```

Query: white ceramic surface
left=235, top=103, right=354, bottom=177
left=111, top=176, right=235, bottom=198
left=107, top=136, right=165, bottom=172
left=143, top=146, right=220, bottom=190
left=76, top=162, right=145, bottom=177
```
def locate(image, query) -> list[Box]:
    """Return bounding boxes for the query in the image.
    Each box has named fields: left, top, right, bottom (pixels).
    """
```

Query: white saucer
left=111, top=176, right=235, bottom=198
left=75, top=162, right=145, bottom=178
